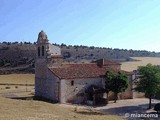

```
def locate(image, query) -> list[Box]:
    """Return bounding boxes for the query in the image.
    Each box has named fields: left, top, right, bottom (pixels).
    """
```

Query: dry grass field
left=0, top=74, right=123, bottom=120
left=121, top=57, right=160, bottom=71
left=1, top=57, right=160, bottom=120
left=0, top=74, right=34, bottom=93
left=0, top=74, right=34, bottom=84
left=0, top=97, right=124, bottom=120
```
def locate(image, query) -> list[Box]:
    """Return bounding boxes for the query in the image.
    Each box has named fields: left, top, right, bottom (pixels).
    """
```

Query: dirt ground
left=62, top=98, right=160, bottom=120
left=0, top=97, right=124, bottom=120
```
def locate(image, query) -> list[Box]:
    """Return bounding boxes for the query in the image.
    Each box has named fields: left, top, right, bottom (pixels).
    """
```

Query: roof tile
left=49, top=63, right=132, bottom=79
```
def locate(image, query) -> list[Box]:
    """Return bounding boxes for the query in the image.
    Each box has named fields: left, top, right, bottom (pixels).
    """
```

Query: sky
left=0, top=0, right=160, bottom=52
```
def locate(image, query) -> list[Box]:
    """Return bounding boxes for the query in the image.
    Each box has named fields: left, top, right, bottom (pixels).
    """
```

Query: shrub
left=5, top=86, right=11, bottom=89
left=63, top=52, right=71, bottom=59
left=15, top=86, right=18, bottom=88
left=154, top=103, right=160, bottom=113
left=90, top=54, right=93, bottom=56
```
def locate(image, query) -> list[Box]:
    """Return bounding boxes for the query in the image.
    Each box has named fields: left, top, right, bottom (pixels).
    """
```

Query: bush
left=5, top=86, right=11, bottom=89
left=63, top=52, right=71, bottom=59
left=155, top=90, right=160, bottom=99
left=154, top=103, right=160, bottom=113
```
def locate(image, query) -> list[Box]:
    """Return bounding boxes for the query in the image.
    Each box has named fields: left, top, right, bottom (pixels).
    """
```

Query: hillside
left=121, top=57, right=160, bottom=71
left=0, top=42, right=160, bottom=73
left=61, top=45, right=160, bottom=62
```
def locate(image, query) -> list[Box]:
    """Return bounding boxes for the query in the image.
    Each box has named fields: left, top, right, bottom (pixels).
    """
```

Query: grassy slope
left=1, top=57, right=160, bottom=119
left=0, top=75, right=123, bottom=120
left=121, top=57, right=160, bottom=71
left=0, top=97, right=123, bottom=120
left=0, top=74, right=34, bottom=84
left=0, top=74, right=34, bottom=93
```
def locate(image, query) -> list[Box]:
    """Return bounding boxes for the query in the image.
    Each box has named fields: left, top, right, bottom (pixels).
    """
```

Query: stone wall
left=35, top=58, right=47, bottom=97
left=35, top=67, right=60, bottom=101
left=59, top=75, right=134, bottom=104
left=120, top=75, right=133, bottom=99
left=132, top=74, right=145, bottom=98
left=59, top=78, right=104, bottom=104
left=45, top=69, right=59, bottom=101
left=35, top=35, right=62, bottom=101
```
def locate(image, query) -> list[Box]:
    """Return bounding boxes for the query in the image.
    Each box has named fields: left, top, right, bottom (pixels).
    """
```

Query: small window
left=71, top=80, right=74, bottom=86
left=42, top=46, right=44, bottom=56
left=38, top=47, right=40, bottom=56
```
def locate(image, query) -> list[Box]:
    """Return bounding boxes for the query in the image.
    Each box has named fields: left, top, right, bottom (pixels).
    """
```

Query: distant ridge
left=0, top=42, right=160, bottom=73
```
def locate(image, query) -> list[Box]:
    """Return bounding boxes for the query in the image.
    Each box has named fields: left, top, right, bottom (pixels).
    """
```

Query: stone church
left=35, top=31, right=134, bottom=104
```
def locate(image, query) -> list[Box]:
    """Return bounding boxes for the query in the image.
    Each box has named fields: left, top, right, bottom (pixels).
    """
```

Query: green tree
left=134, top=64, right=160, bottom=109
left=104, top=71, right=114, bottom=103
left=104, top=71, right=128, bottom=103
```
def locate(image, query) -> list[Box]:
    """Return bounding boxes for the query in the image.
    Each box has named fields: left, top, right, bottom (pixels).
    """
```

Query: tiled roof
left=49, top=63, right=132, bottom=79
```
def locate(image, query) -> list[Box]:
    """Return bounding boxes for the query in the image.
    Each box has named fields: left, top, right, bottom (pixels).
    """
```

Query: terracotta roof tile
left=49, top=63, right=132, bottom=79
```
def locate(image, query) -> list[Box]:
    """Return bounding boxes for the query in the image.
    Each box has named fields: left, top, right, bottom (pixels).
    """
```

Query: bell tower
left=35, top=30, right=62, bottom=98
left=36, top=30, right=49, bottom=58
left=35, top=30, right=50, bottom=97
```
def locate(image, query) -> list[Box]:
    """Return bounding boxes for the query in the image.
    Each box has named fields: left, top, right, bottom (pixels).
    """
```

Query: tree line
left=104, top=64, right=160, bottom=109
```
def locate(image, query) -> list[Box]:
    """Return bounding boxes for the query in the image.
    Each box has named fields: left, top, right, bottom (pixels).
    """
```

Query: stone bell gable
left=35, top=30, right=62, bottom=98
left=36, top=30, right=62, bottom=60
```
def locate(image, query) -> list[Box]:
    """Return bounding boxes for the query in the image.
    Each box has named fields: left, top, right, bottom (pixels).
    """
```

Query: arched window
left=42, top=46, right=44, bottom=56
left=38, top=47, right=40, bottom=56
